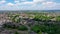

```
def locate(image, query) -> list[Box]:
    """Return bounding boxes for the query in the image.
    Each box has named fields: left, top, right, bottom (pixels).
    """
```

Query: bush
left=14, top=31, right=19, bottom=34
left=9, top=14, right=20, bottom=23
left=31, top=25, right=41, bottom=33
left=34, top=14, right=53, bottom=21
left=56, top=16, right=60, bottom=21
left=3, top=23, right=16, bottom=29
left=3, top=23, right=28, bottom=31
left=38, top=31, right=42, bottom=34
left=17, top=25, right=28, bottom=31
left=31, top=22, right=60, bottom=34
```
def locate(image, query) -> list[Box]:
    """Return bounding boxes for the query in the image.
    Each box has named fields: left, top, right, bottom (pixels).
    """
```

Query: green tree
left=17, top=25, right=28, bottom=31
left=38, top=31, right=42, bottom=34
left=14, top=31, right=19, bottom=34
left=56, top=16, right=60, bottom=21
left=9, top=14, right=21, bottom=23
left=31, top=25, right=41, bottom=33
left=34, top=14, right=53, bottom=21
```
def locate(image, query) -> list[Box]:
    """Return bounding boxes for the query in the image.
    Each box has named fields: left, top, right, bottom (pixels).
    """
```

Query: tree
left=9, top=14, right=21, bottom=23
left=34, top=14, right=53, bottom=21
left=38, top=31, right=42, bottom=34
left=56, top=16, right=60, bottom=21
left=17, top=25, right=28, bottom=31
left=14, top=31, right=19, bottom=34
left=31, top=25, right=41, bottom=33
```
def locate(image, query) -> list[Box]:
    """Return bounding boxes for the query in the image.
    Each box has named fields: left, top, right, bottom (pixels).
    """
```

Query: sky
left=0, top=0, right=60, bottom=10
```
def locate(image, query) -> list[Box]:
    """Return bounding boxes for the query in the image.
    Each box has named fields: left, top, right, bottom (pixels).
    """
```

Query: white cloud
left=0, top=4, right=20, bottom=10
left=20, top=0, right=27, bottom=1
left=33, top=0, right=45, bottom=2
left=14, top=0, right=46, bottom=4
left=0, top=0, right=6, bottom=4
left=41, top=2, right=60, bottom=10
left=7, top=3, right=14, bottom=6
left=42, top=2, right=55, bottom=5
left=42, top=2, right=56, bottom=7
left=14, top=0, right=34, bottom=6
left=15, top=1, right=20, bottom=3
left=0, top=0, right=60, bottom=10
left=14, top=0, right=27, bottom=2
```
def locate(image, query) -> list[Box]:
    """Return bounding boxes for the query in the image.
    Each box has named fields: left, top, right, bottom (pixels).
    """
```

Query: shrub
left=38, top=31, right=42, bottom=34
left=14, top=31, right=19, bottom=34
left=56, top=16, right=60, bottom=21
left=31, top=25, right=41, bottom=33
left=3, top=23, right=16, bottom=29
left=3, top=23, right=28, bottom=31
left=34, top=14, right=53, bottom=21
left=17, top=25, right=28, bottom=31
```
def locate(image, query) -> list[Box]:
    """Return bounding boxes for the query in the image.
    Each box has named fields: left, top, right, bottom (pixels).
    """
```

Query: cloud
left=41, top=2, right=60, bottom=10
left=0, top=0, right=60, bottom=10
left=0, top=0, right=6, bottom=4
left=42, top=2, right=56, bottom=7
left=33, top=0, right=45, bottom=2
left=7, top=3, right=14, bottom=6
left=15, top=1, right=20, bottom=3
left=20, top=0, right=27, bottom=2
